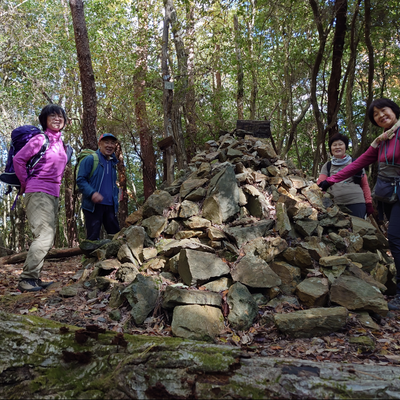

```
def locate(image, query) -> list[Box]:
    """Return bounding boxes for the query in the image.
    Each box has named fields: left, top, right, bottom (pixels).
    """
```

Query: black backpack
left=326, top=158, right=363, bottom=185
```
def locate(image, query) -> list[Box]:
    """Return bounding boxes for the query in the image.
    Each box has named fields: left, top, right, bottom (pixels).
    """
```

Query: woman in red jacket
left=319, top=98, right=400, bottom=310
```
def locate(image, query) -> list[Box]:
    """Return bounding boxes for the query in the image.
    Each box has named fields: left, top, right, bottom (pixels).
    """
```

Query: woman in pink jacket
left=319, top=98, right=400, bottom=310
left=14, top=104, right=70, bottom=292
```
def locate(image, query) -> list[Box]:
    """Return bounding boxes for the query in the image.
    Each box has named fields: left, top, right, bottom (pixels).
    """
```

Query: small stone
left=109, top=310, right=121, bottom=321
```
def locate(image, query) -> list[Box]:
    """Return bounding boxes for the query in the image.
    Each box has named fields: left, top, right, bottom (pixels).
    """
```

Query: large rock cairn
left=75, top=133, right=394, bottom=340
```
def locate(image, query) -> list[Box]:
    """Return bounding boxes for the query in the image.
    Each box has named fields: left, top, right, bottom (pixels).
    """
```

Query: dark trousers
left=383, top=200, right=400, bottom=294
left=83, top=204, right=120, bottom=241
left=346, top=203, right=366, bottom=219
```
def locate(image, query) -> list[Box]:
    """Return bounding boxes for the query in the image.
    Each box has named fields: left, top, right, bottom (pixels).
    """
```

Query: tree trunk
left=16, top=198, right=26, bottom=252
left=327, top=0, right=347, bottom=140
left=281, top=99, right=311, bottom=159
left=234, top=15, right=244, bottom=120
left=115, top=144, right=128, bottom=228
left=357, top=0, right=374, bottom=156
left=213, top=44, right=224, bottom=133
left=0, top=247, right=83, bottom=265
left=184, top=3, right=198, bottom=162
left=69, top=0, right=98, bottom=150
left=162, top=0, right=175, bottom=185
left=64, top=163, right=78, bottom=248
left=1, top=311, right=400, bottom=399
left=134, top=1, right=156, bottom=200
left=345, top=0, right=362, bottom=155
left=309, top=0, right=331, bottom=177
left=170, top=0, right=188, bottom=171
left=248, top=0, right=258, bottom=121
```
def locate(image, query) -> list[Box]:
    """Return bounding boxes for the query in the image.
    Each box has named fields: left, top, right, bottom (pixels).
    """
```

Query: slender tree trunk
left=345, top=0, right=361, bottom=155
left=278, top=24, right=291, bottom=154
left=16, top=200, right=25, bottom=252
left=327, top=0, right=347, bottom=140
left=60, top=0, right=78, bottom=247
left=115, top=144, right=128, bottom=227
left=162, top=0, right=175, bottom=184
left=358, top=0, right=374, bottom=156
left=170, top=0, right=188, bottom=171
left=69, top=0, right=97, bottom=150
left=248, top=0, right=258, bottom=120
left=309, top=0, right=331, bottom=177
left=281, top=99, right=311, bottom=158
left=213, top=44, right=224, bottom=133
left=184, top=2, right=198, bottom=161
left=234, top=15, right=244, bottom=120
left=64, top=163, right=78, bottom=247
left=134, top=1, right=156, bottom=200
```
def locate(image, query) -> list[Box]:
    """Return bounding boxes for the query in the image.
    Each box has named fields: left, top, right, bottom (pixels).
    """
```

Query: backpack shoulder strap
left=327, top=161, right=331, bottom=177
left=89, top=152, right=99, bottom=178
left=27, top=133, right=49, bottom=171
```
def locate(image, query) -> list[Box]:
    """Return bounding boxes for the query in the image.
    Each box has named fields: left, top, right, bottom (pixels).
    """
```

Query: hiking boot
left=18, top=279, right=43, bottom=293
left=36, top=279, right=54, bottom=289
left=388, top=296, right=400, bottom=311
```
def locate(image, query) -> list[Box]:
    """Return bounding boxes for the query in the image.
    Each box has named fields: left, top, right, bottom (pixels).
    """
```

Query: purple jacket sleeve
left=13, top=134, right=46, bottom=191
left=326, top=146, right=379, bottom=184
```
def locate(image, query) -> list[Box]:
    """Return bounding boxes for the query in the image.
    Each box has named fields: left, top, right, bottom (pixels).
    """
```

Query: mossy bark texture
left=1, top=311, right=400, bottom=399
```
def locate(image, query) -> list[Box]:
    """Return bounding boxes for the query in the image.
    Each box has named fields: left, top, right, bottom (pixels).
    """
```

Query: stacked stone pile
left=73, top=132, right=395, bottom=340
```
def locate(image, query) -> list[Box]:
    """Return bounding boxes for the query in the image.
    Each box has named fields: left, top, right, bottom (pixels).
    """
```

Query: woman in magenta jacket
left=13, top=104, right=70, bottom=293
left=319, top=98, right=400, bottom=311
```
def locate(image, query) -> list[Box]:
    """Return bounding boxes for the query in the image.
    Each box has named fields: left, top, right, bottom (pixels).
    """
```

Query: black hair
left=38, top=104, right=67, bottom=131
left=328, top=133, right=349, bottom=155
left=368, top=98, right=400, bottom=126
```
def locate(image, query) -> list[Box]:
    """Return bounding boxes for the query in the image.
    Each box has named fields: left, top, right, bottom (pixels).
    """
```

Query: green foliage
left=1, top=0, right=400, bottom=250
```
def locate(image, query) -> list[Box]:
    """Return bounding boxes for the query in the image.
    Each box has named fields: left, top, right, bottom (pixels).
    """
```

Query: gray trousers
left=20, top=192, right=58, bottom=281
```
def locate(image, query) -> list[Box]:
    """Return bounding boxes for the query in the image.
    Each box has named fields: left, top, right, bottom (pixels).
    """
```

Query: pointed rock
left=227, top=282, right=258, bottom=330
left=231, top=254, right=281, bottom=288
left=178, top=249, right=230, bottom=286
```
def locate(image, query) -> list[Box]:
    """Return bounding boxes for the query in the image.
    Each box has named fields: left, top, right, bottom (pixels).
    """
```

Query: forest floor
left=1, top=254, right=400, bottom=367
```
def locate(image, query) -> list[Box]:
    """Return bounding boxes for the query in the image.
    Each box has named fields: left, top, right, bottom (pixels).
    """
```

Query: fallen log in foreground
left=0, top=247, right=83, bottom=265
left=1, top=311, right=400, bottom=399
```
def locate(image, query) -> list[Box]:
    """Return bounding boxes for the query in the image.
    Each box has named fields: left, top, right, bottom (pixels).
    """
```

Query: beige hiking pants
left=20, top=192, right=59, bottom=281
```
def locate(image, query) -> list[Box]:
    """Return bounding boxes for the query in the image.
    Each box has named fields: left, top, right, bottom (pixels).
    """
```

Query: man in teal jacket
left=77, top=133, right=120, bottom=240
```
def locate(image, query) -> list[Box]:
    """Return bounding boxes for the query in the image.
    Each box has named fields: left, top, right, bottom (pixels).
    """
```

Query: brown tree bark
left=234, top=15, right=244, bottom=121
left=16, top=198, right=26, bottom=252
left=115, top=144, right=128, bottom=227
left=309, top=0, right=332, bottom=177
left=247, top=0, right=258, bottom=121
left=327, top=0, right=347, bottom=140
left=170, top=0, right=188, bottom=171
left=69, top=0, right=98, bottom=150
left=281, top=99, right=311, bottom=159
left=345, top=0, right=362, bottom=155
left=357, top=0, right=375, bottom=156
left=0, top=247, right=83, bottom=265
left=162, top=0, right=175, bottom=185
left=64, top=163, right=78, bottom=248
left=184, top=3, right=198, bottom=162
left=134, top=1, right=156, bottom=200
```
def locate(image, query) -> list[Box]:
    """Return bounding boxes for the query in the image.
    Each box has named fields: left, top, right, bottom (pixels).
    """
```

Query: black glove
left=318, top=180, right=331, bottom=191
